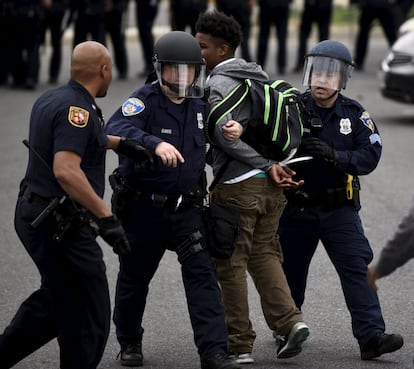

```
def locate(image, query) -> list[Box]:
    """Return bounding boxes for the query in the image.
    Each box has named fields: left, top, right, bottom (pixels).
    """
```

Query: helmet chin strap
left=327, top=89, right=339, bottom=100
left=310, top=87, right=339, bottom=108
left=312, top=87, right=339, bottom=101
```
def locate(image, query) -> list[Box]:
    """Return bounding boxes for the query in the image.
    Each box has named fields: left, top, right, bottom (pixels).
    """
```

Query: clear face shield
left=154, top=61, right=206, bottom=98
left=302, top=56, right=353, bottom=90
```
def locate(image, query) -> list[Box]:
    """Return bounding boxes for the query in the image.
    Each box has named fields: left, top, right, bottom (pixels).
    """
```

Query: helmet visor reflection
left=154, top=62, right=206, bottom=98
left=302, top=56, right=350, bottom=90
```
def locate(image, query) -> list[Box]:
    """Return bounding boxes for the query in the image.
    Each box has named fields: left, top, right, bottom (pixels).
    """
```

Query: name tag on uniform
left=197, top=112, right=204, bottom=129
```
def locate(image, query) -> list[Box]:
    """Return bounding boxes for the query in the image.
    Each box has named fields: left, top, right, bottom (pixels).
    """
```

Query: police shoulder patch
left=122, top=98, right=145, bottom=116
left=68, top=106, right=89, bottom=128
left=359, top=111, right=375, bottom=133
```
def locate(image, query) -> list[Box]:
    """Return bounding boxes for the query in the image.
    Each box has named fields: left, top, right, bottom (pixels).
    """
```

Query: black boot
left=201, top=352, right=241, bottom=369
left=360, top=332, right=403, bottom=360
left=119, top=342, right=143, bottom=366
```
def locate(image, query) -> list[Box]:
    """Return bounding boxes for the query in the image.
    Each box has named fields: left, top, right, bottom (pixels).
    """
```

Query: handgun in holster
left=109, top=169, right=135, bottom=217
left=52, top=197, right=86, bottom=243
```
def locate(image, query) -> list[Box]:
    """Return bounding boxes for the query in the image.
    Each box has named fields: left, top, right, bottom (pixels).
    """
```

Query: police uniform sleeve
left=106, top=94, right=163, bottom=153
left=53, top=105, right=97, bottom=157
left=335, top=108, right=382, bottom=176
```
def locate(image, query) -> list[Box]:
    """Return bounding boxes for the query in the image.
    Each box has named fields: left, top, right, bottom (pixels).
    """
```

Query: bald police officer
left=0, top=41, right=150, bottom=369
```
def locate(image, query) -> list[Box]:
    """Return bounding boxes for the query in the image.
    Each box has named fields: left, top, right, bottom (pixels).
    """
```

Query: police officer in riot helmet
left=278, top=40, right=404, bottom=360
left=302, top=39, right=354, bottom=97
left=152, top=30, right=207, bottom=99
left=106, top=31, right=240, bottom=369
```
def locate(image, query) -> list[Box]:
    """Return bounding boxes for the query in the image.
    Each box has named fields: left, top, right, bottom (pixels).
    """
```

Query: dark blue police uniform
left=8, top=0, right=43, bottom=88
left=170, top=0, right=208, bottom=35
left=279, top=91, right=386, bottom=346
left=72, top=0, right=106, bottom=47
left=135, top=0, right=160, bottom=75
left=0, top=80, right=111, bottom=368
left=294, top=0, right=333, bottom=71
left=104, top=0, right=128, bottom=79
left=354, top=0, right=399, bottom=70
left=106, top=82, right=229, bottom=360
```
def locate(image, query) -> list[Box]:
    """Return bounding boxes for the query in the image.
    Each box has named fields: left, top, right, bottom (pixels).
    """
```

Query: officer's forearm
left=106, top=134, right=122, bottom=150
left=54, top=151, right=112, bottom=218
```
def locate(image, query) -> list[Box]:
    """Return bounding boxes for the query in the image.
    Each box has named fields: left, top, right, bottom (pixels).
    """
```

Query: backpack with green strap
left=206, top=78, right=305, bottom=161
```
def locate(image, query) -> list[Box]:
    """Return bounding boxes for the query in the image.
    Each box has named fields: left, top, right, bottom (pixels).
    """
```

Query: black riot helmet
left=302, top=40, right=355, bottom=90
left=152, top=31, right=206, bottom=98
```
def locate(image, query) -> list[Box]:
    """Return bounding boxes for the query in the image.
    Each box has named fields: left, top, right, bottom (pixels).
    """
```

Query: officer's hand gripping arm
left=117, top=137, right=153, bottom=169
left=97, top=215, right=131, bottom=256
left=302, top=137, right=338, bottom=163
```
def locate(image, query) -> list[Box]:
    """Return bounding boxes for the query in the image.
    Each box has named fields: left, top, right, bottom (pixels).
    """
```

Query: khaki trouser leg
left=211, top=177, right=303, bottom=353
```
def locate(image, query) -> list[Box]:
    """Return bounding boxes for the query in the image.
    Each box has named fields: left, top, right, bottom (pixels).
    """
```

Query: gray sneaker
left=276, top=322, right=309, bottom=359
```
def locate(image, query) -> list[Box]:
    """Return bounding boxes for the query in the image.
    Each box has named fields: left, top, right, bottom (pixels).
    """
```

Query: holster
left=52, top=197, right=91, bottom=242
left=286, top=176, right=361, bottom=212
left=20, top=182, right=91, bottom=242
left=109, top=169, right=136, bottom=217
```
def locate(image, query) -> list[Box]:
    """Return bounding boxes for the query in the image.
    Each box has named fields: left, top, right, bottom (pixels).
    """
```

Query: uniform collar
left=68, top=79, right=96, bottom=105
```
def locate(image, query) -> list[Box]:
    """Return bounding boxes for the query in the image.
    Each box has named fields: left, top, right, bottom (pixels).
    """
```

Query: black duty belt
left=139, top=192, right=204, bottom=211
left=287, top=186, right=360, bottom=211
left=111, top=170, right=204, bottom=211
left=22, top=186, right=53, bottom=207
left=141, top=193, right=181, bottom=209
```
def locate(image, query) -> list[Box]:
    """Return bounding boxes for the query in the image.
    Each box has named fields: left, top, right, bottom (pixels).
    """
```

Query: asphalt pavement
left=0, top=11, right=414, bottom=369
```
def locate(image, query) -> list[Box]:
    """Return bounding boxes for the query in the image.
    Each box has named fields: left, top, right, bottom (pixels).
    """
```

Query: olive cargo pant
left=210, top=176, right=303, bottom=354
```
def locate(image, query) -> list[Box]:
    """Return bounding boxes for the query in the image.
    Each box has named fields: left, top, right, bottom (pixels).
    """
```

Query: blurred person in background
left=216, top=0, right=256, bottom=61
left=170, top=0, right=208, bottom=35
left=367, top=197, right=414, bottom=291
left=353, top=0, right=399, bottom=70
left=256, top=0, right=292, bottom=75
left=41, top=0, right=71, bottom=84
left=72, top=0, right=106, bottom=46
left=134, top=0, right=160, bottom=78
left=292, top=0, right=333, bottom=73
left=105, top=0, right=129, bottom=79
left=7, top=0, right=45, bottom=89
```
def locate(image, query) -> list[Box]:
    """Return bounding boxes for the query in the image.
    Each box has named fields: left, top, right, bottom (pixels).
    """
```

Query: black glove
left=117, top=137, right=153, bottom=169
left=302, top=137, right=338, bottom=163
left=98, top=215, right=131, bottom=256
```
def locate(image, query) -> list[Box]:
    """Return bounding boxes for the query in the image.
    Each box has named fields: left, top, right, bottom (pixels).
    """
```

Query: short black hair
left=195, top=10, right=242, bottom=53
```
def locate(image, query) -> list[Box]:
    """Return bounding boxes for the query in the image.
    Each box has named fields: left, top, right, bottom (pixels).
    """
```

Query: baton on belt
left=22, top=139, right=68, bottom=228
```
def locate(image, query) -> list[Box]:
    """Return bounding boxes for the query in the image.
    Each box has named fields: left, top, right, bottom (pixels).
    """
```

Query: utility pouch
left=203, top=203, right=240, bottom=259
left=323, top=188, right=347, bottom=210
left=175, top=231, right=205, bottom=264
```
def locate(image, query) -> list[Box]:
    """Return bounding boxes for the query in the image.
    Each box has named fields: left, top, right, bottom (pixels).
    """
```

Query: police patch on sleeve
left=122, top=98, right=145, bottom=116
left=68, top=106, right=89, bottom=128
left=359, top=111, right=375, bottom=133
